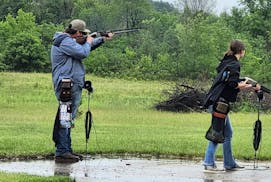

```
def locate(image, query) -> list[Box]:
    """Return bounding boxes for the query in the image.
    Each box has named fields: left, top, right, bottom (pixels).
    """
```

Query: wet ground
left=0, top=157, right=271, bottom=181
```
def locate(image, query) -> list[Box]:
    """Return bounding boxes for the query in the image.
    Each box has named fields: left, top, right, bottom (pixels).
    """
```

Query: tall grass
left=0, top=72, right=271, bottom=161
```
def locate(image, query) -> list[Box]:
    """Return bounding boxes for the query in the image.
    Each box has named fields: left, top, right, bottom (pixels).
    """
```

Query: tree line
left=0, top=0, right=271, bottom=82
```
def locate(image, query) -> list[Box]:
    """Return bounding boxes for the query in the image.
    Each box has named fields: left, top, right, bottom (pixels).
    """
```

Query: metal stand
left=252, top=90, right=270, bottom=170
left=84, top=91, right=93, bottom=177
left=85, top=91, right=92, bottom=154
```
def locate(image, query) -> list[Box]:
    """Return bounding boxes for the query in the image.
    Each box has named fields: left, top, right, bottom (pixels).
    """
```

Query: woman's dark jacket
left=204, top=55, right=240, bottom=107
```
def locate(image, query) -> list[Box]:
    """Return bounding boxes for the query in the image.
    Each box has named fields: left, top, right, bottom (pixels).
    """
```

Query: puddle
left=0, top=157, right=271, bottom=182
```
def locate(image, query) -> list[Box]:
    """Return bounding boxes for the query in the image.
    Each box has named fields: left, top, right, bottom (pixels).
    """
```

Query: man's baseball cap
left=69, top=19, right=89, bottom=33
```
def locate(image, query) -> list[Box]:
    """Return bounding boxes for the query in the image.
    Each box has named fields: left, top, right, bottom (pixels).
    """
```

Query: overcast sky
left=155, top=0, right=241, bottom=14
left=214, top=0, right=240, bottom=14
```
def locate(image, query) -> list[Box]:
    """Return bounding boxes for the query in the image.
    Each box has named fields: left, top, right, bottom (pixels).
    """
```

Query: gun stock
left=260, top=85, right=271, bottom=94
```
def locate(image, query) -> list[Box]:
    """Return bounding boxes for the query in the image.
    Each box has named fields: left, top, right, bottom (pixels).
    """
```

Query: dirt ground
left=0, top=157, right=271, bottom=181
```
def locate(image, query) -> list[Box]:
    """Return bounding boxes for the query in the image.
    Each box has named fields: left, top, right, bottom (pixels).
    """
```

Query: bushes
left=4, top=32, right=48, bottom=72
left=85, top=47, right=176, bottom=80
left=155, top=81, right=271, bottom=113
left=0, top=10, right=54, bottom=72
left=1, top=5, right=271, bottom=84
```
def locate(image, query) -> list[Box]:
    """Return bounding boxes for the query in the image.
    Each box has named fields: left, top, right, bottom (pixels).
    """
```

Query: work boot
left=55, top=153, right=80, bottom=163
left=72, top=152, right=84, bottom=160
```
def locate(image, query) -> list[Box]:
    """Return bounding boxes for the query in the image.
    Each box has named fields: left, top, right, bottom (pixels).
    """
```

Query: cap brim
left=83, top=29, right=91, bottom=33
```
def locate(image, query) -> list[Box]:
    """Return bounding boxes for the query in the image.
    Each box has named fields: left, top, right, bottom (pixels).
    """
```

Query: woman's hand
left=238, top=80, right=253, bottom=90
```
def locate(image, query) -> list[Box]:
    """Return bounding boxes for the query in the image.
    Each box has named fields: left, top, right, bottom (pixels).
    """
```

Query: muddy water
left=0, top=157, right=271, bottom=182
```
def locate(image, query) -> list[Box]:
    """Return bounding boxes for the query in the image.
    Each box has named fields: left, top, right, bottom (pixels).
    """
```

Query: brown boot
left=72, top=152, right=84, bottom=160
left=55, top=153, right=80, bottom=163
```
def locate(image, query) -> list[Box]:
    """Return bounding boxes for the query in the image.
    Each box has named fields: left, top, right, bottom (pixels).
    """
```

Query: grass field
left=1, top=72, right=271, bottom=160
left=1, top=72, right=271, bottom=177
left=0, top=172, right=68, bottom=182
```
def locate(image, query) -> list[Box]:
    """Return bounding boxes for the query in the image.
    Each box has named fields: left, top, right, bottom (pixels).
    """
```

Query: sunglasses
left=80, top=31, right=88, bottom=35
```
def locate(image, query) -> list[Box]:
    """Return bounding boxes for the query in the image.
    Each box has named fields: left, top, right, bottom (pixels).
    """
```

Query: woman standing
left=203, top=39, right=260, bottom=171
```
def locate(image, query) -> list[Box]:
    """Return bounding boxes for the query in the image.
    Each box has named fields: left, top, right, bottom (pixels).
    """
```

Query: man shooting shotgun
left=51, top=19, right=114, bottom=163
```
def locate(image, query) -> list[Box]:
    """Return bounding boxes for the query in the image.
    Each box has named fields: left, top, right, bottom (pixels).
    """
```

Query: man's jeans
left=203, top=105, right=237, bottom=169
left=55, top=83, right=82, bottom=156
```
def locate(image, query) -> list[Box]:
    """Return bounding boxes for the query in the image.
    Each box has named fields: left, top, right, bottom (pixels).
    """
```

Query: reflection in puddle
left=0, top=158, right=271, bottom=182
left=54, top=162, right=73, bottom=176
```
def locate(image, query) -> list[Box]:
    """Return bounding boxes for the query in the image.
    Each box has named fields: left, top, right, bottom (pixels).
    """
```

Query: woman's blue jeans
left=55, top=83, right=82, bottom=156
left=203, top=105, right=237, bottom=169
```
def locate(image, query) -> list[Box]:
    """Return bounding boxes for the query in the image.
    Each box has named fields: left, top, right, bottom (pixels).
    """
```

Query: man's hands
left=86, top=35, right=94, bottom=44
left=76, top=32, right=114, bottom=45
left=105, top=32, right=114, bottom=40
left=86, top=32, right=113, bottom=43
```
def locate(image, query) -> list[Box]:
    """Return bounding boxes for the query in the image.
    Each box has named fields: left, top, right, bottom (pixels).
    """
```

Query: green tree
left=0, top=0, right=31, bottom=21
left=38, top=23, right=64, bottom=53
left=73, top=0, right=152, bottom=31
left=73, top=0, right=116, bottom=31
left=176, top=0, right=216, bottom=22
left=112, top=0, right=152, bottom=28
left=31, top=0, right=74, bottom=24
left=221, top=0, right=271, bottom=82
left=2, top=10, right=48, bottom=72
left=174, top=14, right=237, bottom=80
left=4, top=32, right=47, bottom=72
left=151, top=0, right=176, bottom=12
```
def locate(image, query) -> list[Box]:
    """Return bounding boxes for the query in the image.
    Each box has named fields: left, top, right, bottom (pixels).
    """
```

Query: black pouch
left=60, top=79, right=72, bottom=102
left=205, top=120, right=225, bottom=143
left=205, top=98, right=229, bottom=143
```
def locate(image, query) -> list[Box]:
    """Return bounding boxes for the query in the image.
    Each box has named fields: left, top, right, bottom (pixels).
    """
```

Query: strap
left=213, top=112, right=226, bottom=119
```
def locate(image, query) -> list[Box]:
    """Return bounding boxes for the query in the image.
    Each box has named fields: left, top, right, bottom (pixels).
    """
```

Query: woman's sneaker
left=225, top=164, right=245, bottom=171
left=204, top=164, right=223, bottom=172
